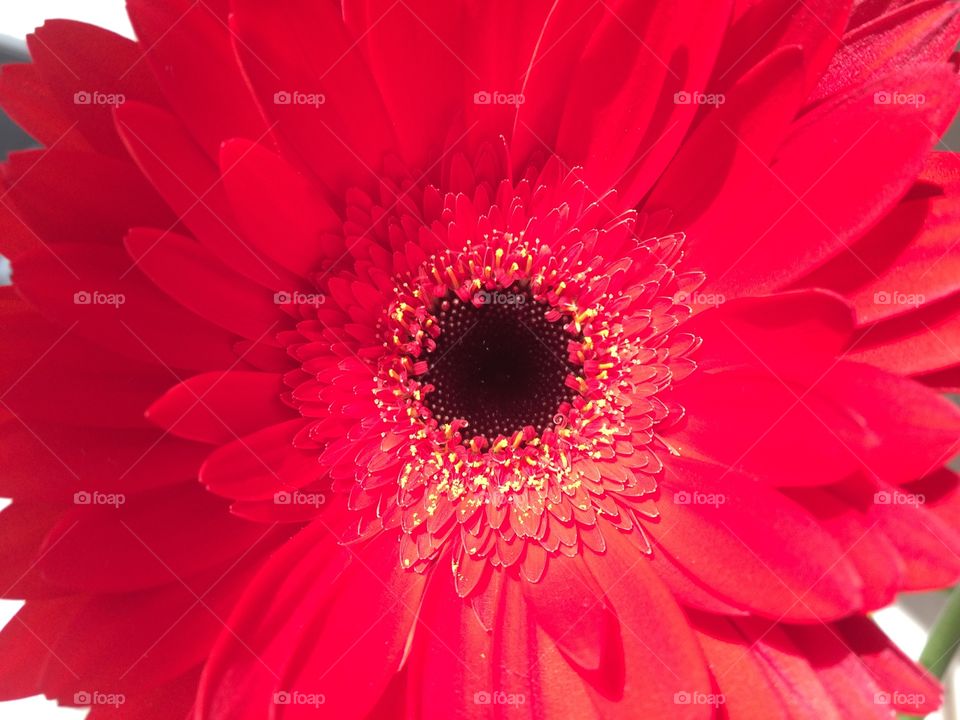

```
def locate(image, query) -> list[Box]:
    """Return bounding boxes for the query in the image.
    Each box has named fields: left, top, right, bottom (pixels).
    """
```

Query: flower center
left=287, top=154, right=704, bottom=593
left=422, top=286, right=578, bottom=440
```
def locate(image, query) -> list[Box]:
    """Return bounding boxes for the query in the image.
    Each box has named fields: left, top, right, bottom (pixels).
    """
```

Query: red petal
left=816, top=361, right=960, bottom=484
left=731, top=618, right=844, bottom=718
left=124, top=228, right=284, bottom=340
left=647, top=47, right=805, bottom=228
left=230, top=0, right=398, bottom=194
left=836, top=616, right=942, bottom=714
left=0, top=418, right=207, bottom=502
left=814, top=0, right=960, bottom=101
left=800, top=154, right=960, bottom=324
left=552, top=0, right=733, bottom=206
left=127, top=0, right=269, bottom=156
left=115, top=101, right=297, bottom=291
left=24, top=20, right=164, bottom=156
left=147, top=371, right=293, bottom=445
left=522, top=554, right=619, bottom=672
left=851, top=291, right=960, bottom=375
left=37, top=483, right=264, bottom=593
left=648, top=544, right=750, bottom=616
left=0, top=502, right=65, bottom=598
left=199, top=420, right=319, bottom=501
left=83, top=669, right=201, bottom=720
left=831, top=477, right=960, bottom=592
left=220, top=140, right=342, bottom=278
left=715, top=0, right=852, bottom=96
left=2, top=149, right=172, bottom=245
left=785, top=623, right=899, bottom=719
left=459, top=1, right=556, bottom=147
left=670, top=292, right=870, bottom=487
left=690, top=63, right=960, bottom=298
left=582, top=528, right=714, bottom=718
left=345, top=0, right=467, bottom=170
left=0, top=598, right=81, bottom=699
left=490, top=578, right=599, bottom=720
left=406, top=569, right=494, bottom=720
left=0, top=63, right=90, bottom=154
left=691, top=612, right=795, bottom=719
left=786, top=487, right=903, bottom=609
left=198, top=520, right=348, bottom=720
left=12, top=243, right=239, bottom=371
left=509, top=2, right=608, bottom=171
left=273, top=533, right=426, bottom=719
left=656, top=457, right=864, bottom=621
left=41, top=549, right=270, bottom=698
left=684, top=290, right=855, bottom=375
left=0, top=291, right=170, bottom=428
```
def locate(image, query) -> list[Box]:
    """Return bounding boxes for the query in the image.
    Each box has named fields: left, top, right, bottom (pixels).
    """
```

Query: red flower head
left=1, top=1, right=960, bottom=718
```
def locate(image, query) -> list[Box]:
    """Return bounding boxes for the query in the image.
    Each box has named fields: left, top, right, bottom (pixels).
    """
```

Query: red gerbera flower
left=2, top=1, right=960, bottom=718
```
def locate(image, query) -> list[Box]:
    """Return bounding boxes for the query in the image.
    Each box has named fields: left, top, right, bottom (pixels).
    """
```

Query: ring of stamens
left=375, top=232, right=634, bottom=509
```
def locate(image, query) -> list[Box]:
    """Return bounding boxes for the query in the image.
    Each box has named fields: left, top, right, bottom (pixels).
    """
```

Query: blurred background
left=0, top=2, right=958, bottom=719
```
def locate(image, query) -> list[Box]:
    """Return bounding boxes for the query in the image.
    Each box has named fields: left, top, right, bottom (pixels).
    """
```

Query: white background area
left=0, top=3, right=133, bottom=42
left=0, top=2, right=954, bottom=719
